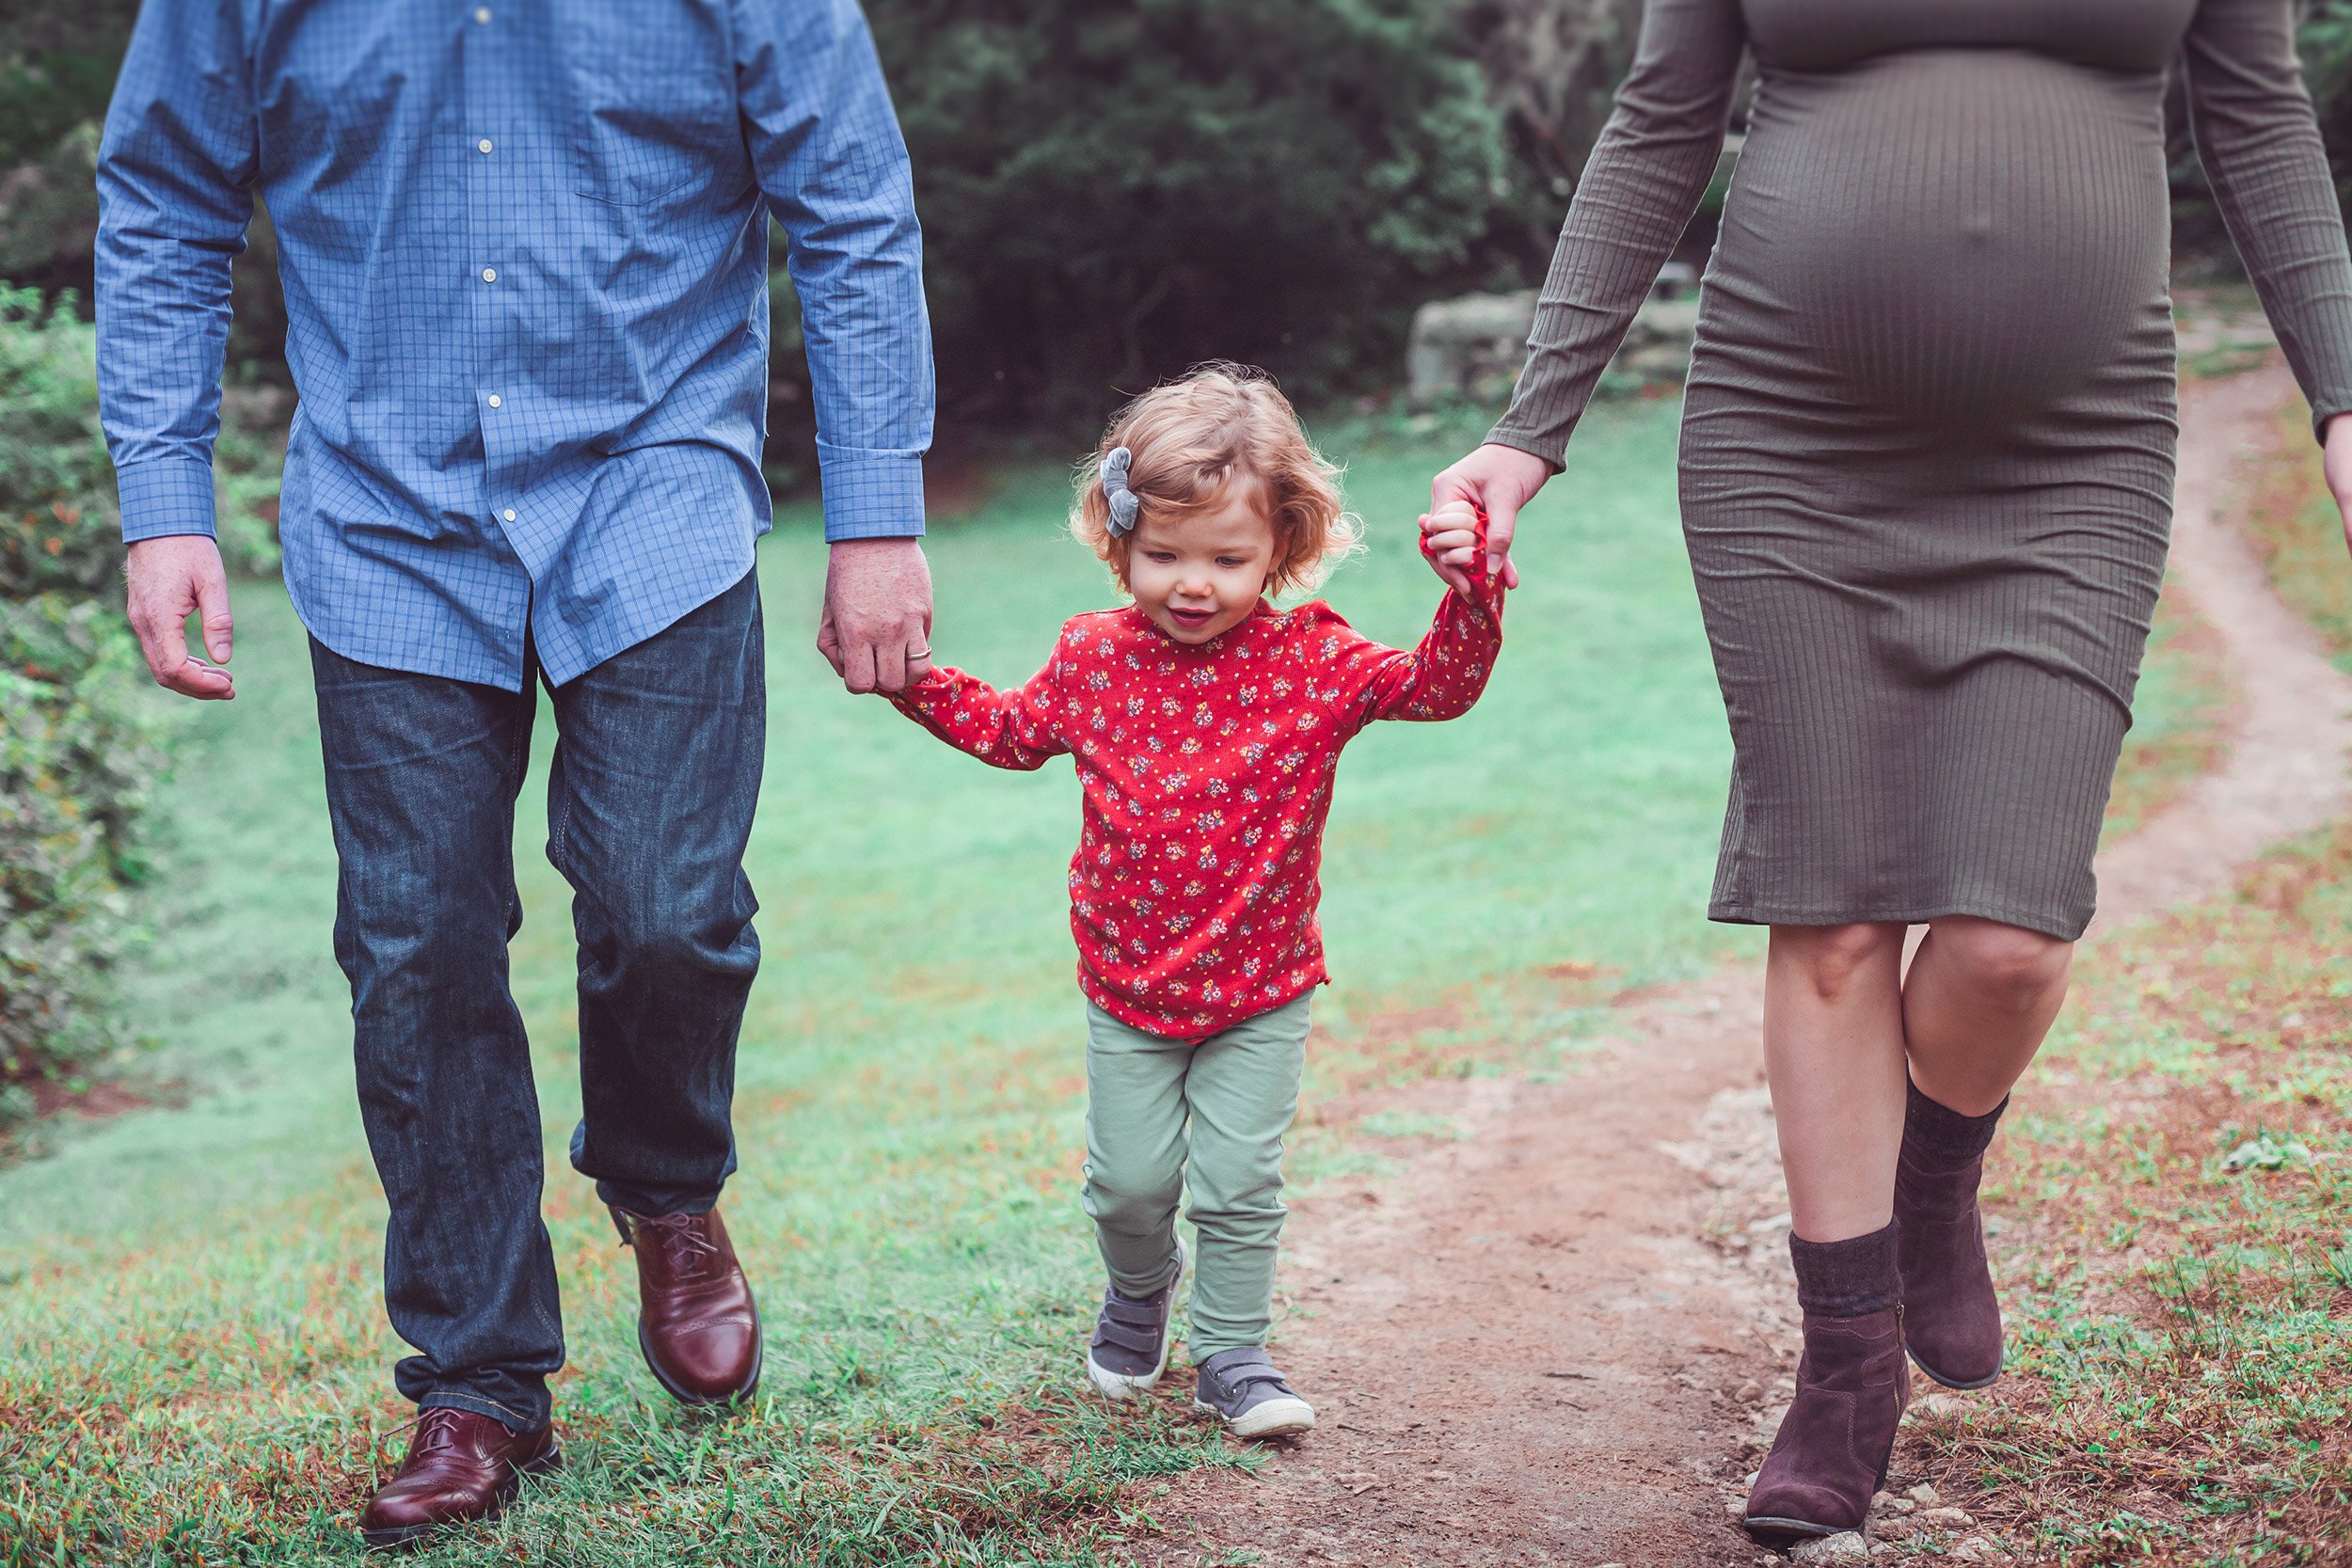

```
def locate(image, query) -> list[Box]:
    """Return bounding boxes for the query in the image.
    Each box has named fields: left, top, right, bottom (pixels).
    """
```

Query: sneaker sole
left=1086, top=1243, right=1183, bottom=1403
left=360, top=1445, right=563, bottom=1553
left=1197, top=1394, right=1316, bottom=1439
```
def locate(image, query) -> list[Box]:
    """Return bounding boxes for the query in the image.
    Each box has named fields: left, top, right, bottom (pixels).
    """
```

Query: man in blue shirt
left=97, top=0, right=934, bottom=1544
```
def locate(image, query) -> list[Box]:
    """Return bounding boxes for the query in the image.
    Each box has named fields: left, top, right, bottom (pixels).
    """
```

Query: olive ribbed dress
left=1491, top=0, right=2352, bottom=940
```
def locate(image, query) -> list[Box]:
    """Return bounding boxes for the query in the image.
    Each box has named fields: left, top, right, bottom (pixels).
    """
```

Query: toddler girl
left=888, top=364, right=1503, bottom=1437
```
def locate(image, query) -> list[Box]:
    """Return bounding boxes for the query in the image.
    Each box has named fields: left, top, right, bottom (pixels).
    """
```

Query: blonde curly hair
left=1072, top=363, right=1362, bottom=598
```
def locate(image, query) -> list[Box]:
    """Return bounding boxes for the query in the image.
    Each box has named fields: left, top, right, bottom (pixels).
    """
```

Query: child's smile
left=1125, top=486, right=1279, bottom=645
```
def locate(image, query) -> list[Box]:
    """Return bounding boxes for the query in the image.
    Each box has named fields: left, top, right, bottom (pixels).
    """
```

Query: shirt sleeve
left=735, top=0, right=935, bottom=542
left=94, top=0, right=258, bottom=545
left=1486, top=0, right=1746, bottom=468
left=1323, top=586, right=1506, bottom=736
left=2184, top=0, right=2352, bottom=440
left=890, top=660, right=1072, bottom=770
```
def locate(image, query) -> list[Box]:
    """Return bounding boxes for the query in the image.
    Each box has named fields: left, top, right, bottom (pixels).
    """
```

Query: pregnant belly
left=1714, top=51, right=2170, bottom=427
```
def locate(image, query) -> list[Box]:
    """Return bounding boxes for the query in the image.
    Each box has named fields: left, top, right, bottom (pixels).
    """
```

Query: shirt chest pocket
left=564, top=13, right=739, bottom=208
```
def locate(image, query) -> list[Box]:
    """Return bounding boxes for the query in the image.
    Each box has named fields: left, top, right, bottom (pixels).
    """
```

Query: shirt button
left=481, top=267, right=497, bottom=282
left=477, top=138, right=493, bottom=154
left=502, top=508, right=517, bottom=522
left=486, top=394, right=502, bottom=408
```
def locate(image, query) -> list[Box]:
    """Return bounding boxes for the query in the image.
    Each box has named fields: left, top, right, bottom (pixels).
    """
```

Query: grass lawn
left=0, top=400, right=2227, bottom=1565
left=1900, top=378, right=2352, bottom=1567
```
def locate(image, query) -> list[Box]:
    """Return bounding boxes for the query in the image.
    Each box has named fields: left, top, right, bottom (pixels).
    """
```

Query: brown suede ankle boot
left=1744, top=1227, right=1910, bottom=1544
left=1895, top=1082, right=2007, bottom=1389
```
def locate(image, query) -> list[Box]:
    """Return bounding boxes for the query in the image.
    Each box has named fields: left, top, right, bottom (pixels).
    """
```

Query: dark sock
left=1903, top=1079, right=2008, bottom=1173
left=1788, top=1223, right=1901, bottom=1318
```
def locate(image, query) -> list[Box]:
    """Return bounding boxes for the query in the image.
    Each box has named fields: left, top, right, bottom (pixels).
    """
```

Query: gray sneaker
left=1085, top=1243, right=1184, bottom=1402
left=1192, top=1346, right=1316, bottom=1438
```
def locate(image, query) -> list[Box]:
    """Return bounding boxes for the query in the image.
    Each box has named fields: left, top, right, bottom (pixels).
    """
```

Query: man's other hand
left=818, top=537, right=934, bottom=694
left=124, top=535, right=235, bottom=700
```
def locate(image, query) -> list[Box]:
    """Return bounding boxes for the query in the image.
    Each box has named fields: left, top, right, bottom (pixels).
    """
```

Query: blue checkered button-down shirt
left=97, top=0, right=932, bottom=688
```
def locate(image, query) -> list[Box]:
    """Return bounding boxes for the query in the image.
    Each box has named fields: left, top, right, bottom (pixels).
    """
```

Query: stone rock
left=1406, top=291, right=1537, bottom=409
left=1613, top=296, right=1700, bottom=388
left=1654, top=259, right=1700, bottom=298
left=1404, top=272, right=1700, bottom=407
left=1948, top=1536, right=2002, bottom=1563
left=1788, top=1531, right=1870, bottom=1565
left=1908, top=1482, right=1941, bottom=1506
left=1868, top=1490, right=1898, bottom=1515
left=1917, top=1508, right=1977, bottom=1530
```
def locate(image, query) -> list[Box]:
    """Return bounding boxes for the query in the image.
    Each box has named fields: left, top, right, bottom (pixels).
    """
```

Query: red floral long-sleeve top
left=891, top=585, right=1504, bottom=1039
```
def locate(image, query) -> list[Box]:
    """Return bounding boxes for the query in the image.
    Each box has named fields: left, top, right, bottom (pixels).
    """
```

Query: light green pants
left=1081, top=993, right=1311, bottom=1361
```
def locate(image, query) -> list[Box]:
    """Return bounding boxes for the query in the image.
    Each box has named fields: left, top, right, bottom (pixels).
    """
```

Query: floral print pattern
left=892, top=588, right=1503, bottom=1038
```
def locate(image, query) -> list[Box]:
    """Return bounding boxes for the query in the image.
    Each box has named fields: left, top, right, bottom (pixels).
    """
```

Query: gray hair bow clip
left=1102, top=446, right=1141, bottom=536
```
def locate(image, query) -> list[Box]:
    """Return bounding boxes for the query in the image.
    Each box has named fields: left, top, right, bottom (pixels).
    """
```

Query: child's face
left=1126, top=484, right=1278, bottom=645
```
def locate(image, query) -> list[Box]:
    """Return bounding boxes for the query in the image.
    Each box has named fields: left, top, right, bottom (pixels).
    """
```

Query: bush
left=0, top=285, right=164, bottom=1123
left=870, top=0, right=1509, bottom=424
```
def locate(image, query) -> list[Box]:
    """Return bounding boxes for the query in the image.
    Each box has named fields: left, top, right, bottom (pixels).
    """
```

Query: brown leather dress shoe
left=1742, top=1307, right=1911, bottom=1544
left=615, top=1205, right=763, bottom=1406
left=359, top=1406, right=560, bottom=1553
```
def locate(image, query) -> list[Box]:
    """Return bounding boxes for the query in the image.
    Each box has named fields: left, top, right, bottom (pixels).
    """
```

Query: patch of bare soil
left=1128, top=363, right=2352, bottom=1567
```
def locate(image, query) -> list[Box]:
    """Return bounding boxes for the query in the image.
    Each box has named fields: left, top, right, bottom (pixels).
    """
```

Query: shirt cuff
left=116, top=457, right=220, bottom=543
left=816, top=442, right=926, bottom=543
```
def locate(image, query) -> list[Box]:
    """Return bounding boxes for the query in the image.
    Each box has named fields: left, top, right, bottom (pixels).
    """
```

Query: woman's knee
left=1928, top=917, right=2072, bottom=1013
left=1772, top=922, right=1905, bottom=1003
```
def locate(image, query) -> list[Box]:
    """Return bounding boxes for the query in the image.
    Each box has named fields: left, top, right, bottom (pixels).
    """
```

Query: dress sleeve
left=1327, top=585, right=1506, bottom=736
left=1486, top=0, right=1746, bottom=467
left=889, top=660, right=1071, bottom=770
left=2184, top=0, right=2352, bottom=438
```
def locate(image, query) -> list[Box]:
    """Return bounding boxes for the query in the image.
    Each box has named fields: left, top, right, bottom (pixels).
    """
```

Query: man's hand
left=2326, top=413, right=2352, bottom=560
left=124, top=535, right=235, bottom=700
left=818, top=537, right=934, bottom=694
left=1420, top=499, right=1491, bottom=600
left=1426, top=442, right=1553, bottom=594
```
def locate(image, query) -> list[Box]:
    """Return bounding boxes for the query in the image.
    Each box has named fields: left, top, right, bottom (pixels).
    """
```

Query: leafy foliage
left=0, top=287, right=158, bottom=1122
left=870, top=0, right=1509, bottom=422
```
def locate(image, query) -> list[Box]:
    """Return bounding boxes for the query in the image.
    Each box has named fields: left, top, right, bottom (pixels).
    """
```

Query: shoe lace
left=413, top=1408, right=470, bottom=1456
left=629, top=1211, right=721, bottom=1278
left=375, top=1406, right=472, bottom=1465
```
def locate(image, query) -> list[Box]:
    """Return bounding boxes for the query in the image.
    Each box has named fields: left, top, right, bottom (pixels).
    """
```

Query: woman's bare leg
left=1901, top=915, right=2074, bottom=1115
left=1763, top=922, right=1911, bottom=1243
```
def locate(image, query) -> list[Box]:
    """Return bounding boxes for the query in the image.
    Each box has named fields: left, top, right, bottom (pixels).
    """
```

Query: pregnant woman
left=1432, top=0, right=2352, bottom=1543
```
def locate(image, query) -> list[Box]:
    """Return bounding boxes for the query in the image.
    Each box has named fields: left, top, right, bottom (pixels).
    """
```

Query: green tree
left=871, top=0, right=1508, bottom=421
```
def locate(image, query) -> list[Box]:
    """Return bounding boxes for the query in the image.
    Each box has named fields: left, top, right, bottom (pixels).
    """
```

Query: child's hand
left=1418, top=500, right=1496, bottom=600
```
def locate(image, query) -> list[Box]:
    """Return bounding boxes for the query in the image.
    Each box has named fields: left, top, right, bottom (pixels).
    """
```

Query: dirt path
left=1134, top=363, right=2352, bottom=1568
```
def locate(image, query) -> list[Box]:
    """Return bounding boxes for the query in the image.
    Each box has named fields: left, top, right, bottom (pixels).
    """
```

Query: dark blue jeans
left=310, top=570, right=764, bottom=1429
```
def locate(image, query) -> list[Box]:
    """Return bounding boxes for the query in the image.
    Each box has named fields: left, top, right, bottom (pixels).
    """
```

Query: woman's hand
left=1420, top=500, right=1491, bottom=600
left=2326, top=413, right=2352, bottom=560
left=1427, top=442, right=1552, bottom=594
